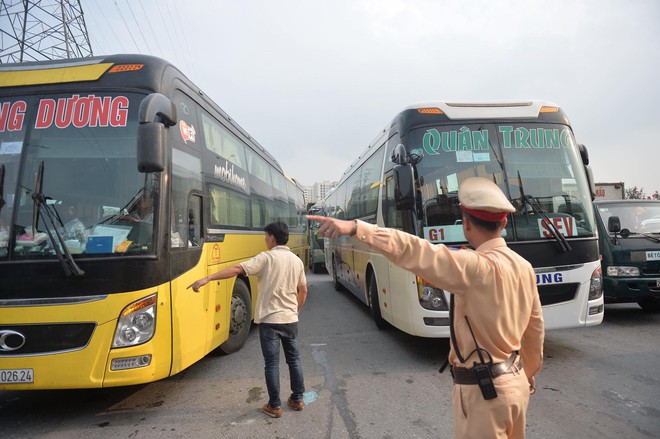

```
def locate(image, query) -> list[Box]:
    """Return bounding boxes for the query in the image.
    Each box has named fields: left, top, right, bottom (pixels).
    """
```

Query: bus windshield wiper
left=621, top=230, right=660, bottom=243
left=518, top=172, right=571, bottom=252
left=32, top=161, right=85, bottom=277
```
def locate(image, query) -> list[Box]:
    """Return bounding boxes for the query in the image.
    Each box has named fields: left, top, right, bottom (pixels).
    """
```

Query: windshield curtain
left=408, top=123, right=595, bottom=244
left=0, top=92, right=159, bottom=260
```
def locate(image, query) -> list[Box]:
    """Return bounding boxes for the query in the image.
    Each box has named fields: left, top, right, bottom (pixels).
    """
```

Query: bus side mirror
left=578, top=144, right=596, bottom=200
left=585, top=165, right=596, bottom=201
left=138, top=123, right=165, bottom=173
left=393, top=164, right=415, bottom=210
left=137, top=93, right=177, bottom=173
left=608, top=216, right=621, bottom=233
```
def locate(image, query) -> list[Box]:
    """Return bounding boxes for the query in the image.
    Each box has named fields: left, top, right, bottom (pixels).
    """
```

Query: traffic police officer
left=308, top=177, right=544, bottom=439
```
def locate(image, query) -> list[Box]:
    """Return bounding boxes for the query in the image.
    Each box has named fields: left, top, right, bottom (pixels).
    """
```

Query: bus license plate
left=657, top=280, right=660, bottom=287
left=0, top=368, right=34, bottom=384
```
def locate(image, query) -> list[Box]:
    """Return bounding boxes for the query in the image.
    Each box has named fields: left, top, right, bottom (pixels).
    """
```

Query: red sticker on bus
left=0, top=101, right=27, bottom=132
left=34, top=95, right=129, bottom=129
left=179, top=120, right=196, bottom=143
left=538, top=217, right=577, bottom=238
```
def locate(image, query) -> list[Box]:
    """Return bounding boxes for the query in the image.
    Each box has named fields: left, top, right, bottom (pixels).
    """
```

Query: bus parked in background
left=324, top=101, right=603, bottom=336
left=593, top=200, right=660, bottom=312
left=0, top=55, right=307, bottom=389
left=307, top=202, right=327, bottom=273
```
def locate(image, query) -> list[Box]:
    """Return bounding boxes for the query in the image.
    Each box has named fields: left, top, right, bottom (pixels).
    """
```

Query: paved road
left=1, top=273, right=659, bottom=438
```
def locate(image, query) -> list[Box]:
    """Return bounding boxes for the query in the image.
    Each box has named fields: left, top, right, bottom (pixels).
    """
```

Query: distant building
left=303, top=180, right=338, bottom=204
left=595, top=182, right=625, bottom=200
left=303, top=186, right=314, bottom=205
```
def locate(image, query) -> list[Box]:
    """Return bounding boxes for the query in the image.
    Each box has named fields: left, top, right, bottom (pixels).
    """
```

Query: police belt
left=450, top=353, right=522, bottom=385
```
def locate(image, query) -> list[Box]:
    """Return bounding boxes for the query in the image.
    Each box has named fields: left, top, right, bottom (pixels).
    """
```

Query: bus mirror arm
left=578, top=144, right=590, bottom=166
left=138, top=93, right=177, bottom=126
left=392, top=144, right=409, bottom=165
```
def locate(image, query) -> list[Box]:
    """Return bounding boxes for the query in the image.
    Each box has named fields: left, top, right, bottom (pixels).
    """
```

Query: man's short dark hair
left=265, top=221, right=289, bottom=245
left=463, top=212, right=504, bottom=232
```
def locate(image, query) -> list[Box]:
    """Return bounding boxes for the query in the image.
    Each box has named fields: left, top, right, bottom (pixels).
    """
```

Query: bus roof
left=0, top=54, right=286, bottom=175
left=337, top=99, right=572, bottom=183
left=402, top=100, right=561, bottom=120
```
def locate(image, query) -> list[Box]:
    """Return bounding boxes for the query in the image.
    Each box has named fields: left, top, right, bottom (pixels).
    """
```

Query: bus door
left=168, top=88, right=208, bottom=372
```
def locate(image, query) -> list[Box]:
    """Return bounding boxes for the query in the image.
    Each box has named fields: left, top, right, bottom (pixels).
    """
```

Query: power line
left=162, top=0, right=197, bottom=78
left=137, top=0, right=164, bottom=56
left=89, top=0, right=126, bottom=54
left=113, top=0, right=141, bottom=54
left=124, top=0, right=153, bottom=54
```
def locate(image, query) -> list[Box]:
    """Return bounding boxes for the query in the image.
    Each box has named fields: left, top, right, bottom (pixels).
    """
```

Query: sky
left=83, top=0, right=660, bottom=193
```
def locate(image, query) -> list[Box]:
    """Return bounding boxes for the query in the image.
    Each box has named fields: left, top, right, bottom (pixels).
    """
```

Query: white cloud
left=83, top=0, right=660, bottom=192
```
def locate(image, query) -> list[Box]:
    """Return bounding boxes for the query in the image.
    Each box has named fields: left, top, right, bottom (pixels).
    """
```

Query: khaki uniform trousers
left=452, top=368, right=530, bottom=439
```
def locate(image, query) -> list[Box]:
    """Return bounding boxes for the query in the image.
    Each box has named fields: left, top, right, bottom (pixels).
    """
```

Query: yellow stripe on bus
left=0, top=63, right=113, bottom=87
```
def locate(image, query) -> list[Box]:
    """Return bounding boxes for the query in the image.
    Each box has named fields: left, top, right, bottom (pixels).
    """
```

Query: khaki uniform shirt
left=355, top=221, right=544, bottom=378
left=240, top=245, right=307, bottom=325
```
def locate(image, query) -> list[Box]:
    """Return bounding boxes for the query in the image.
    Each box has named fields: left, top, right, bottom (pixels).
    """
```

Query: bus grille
left=537, top=284, right=579, bottom=306
left=0, top=323, right=96, bottom=356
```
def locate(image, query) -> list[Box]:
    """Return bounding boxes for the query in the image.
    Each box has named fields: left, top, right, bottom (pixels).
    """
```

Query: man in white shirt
left=189, top=221, right=308, bottom=418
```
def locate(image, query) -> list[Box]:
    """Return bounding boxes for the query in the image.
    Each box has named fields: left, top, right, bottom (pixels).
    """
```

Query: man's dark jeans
left=259, top=322, right=305, bottom=408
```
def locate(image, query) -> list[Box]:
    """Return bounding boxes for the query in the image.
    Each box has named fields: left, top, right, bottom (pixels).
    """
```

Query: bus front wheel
left=332, top=257, right=344, bottom=291
left=368, top=272, right=388, bottom=330
left=218, top=279, right=252, bottom=354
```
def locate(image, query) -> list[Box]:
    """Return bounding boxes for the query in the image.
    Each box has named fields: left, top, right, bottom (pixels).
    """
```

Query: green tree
left=625, top=186, right=660, bottom=199
left=625, top=186, right=646, bottom=199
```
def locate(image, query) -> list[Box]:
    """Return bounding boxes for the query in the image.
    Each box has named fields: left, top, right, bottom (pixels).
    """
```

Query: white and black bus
left=324, top=101, right=604, bottom=336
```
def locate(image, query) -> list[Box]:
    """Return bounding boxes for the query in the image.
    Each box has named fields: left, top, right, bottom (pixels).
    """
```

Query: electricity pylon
left=0, top=0, right=93, bottom=63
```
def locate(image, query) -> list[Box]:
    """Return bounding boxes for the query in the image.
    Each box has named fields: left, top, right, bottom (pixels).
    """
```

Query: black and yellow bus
left=0, top=54, right=308, bottom=389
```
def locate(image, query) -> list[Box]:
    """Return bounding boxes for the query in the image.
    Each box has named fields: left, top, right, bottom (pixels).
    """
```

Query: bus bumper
left=542, top=281, right=604, bottom=329
left=603, top=276, right=660, bottom=303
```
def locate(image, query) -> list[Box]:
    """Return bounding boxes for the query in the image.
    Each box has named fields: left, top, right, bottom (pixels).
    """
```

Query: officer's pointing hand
left=306, top=215, right=355, bottom=239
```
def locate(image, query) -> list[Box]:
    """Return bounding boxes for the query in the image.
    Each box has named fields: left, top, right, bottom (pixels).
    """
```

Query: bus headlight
left=418, top=277, right=448, bottom=311
left=588, top=266, right=603, bottom=300
left=606, top=266, right=640, bottom=277
left=113, top=294, right=157, bottom=348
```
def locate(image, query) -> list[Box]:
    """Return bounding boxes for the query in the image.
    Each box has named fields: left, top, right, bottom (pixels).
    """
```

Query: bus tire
left=638, top=298, right=660, bottom=313
left=368, top=272, right=388, bottom=330
left=218, top=279, right=252, bottom=354
left=332, top=257, right=345, bottom=291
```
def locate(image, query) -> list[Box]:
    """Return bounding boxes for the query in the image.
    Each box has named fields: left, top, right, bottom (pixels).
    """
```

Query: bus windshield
left=408, top=123, right=595, bottom=244
left=0, top=92, right=159, bottom=261
left=597, top=202, right=660, bottom=235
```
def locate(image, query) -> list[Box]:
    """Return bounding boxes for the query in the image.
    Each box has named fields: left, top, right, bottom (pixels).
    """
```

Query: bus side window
left=188, top=195, right=202, bottom=247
